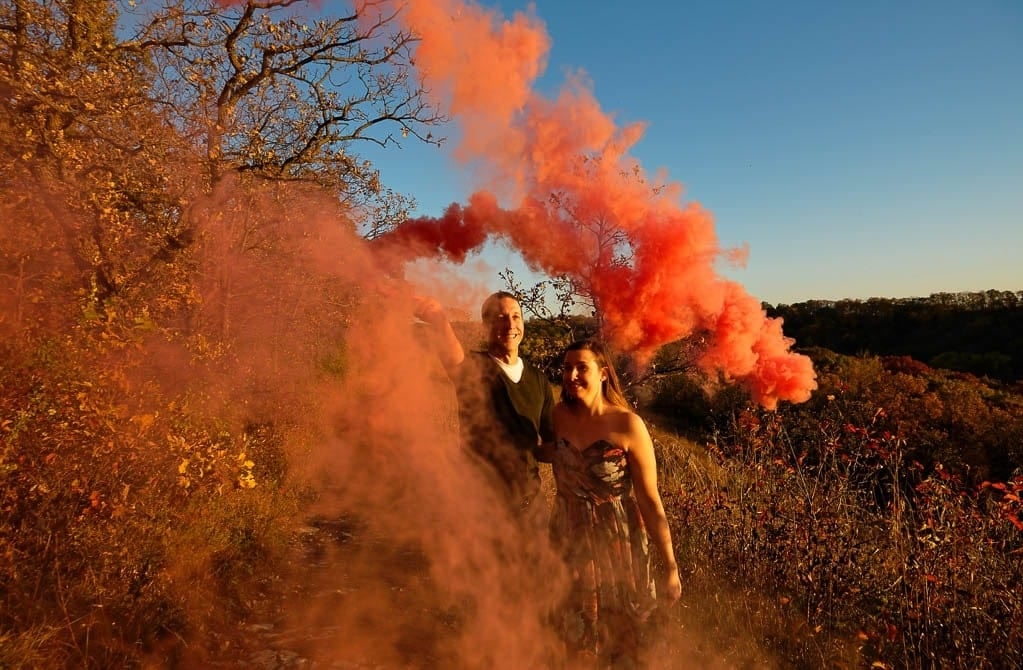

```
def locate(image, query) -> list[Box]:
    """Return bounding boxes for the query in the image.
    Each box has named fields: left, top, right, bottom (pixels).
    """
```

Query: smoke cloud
left=182, top=180, right=572, bottom=667
left=359, top=0, right=818, bottom=409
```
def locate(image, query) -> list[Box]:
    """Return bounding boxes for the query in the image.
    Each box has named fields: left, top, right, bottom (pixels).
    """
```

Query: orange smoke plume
left=212, top=0, right=816, bottom=407
left=372, top=0, right=816, bottom=408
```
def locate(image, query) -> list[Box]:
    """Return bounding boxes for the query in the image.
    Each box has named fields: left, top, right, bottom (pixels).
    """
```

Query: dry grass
left=647, top=402, right=1023, bottom=669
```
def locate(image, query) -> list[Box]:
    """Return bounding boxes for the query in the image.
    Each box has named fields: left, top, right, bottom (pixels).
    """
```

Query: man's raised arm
left=413, top=296, right=466, bottom=374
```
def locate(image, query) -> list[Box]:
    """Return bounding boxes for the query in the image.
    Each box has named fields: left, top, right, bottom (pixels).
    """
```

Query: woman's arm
left=625, top=412, right=682, bottom=602
left=534, top=381, right=559, bottom=463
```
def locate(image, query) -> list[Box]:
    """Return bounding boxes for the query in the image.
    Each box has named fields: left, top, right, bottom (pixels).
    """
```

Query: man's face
left=485, top=297, right=524, bottom=356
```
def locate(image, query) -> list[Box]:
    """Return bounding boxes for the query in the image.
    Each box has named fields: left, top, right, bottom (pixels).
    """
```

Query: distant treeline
left=767, top=290, right=1023, bottom=383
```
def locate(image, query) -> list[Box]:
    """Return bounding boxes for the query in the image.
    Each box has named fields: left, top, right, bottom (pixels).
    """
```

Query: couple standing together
left=417, top=291, right=681, bottom=667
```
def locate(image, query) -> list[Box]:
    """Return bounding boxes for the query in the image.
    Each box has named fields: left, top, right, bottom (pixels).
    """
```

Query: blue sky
left=366, top=0, right=1022, bottom=305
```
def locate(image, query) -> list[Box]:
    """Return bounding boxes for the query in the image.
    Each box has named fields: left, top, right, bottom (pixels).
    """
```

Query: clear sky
left=366, top=0, right=1023, bottom=306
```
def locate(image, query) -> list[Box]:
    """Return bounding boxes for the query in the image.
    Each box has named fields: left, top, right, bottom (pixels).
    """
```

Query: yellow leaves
left=171, top=433, right=195, bottom=489
left=177, top=456, right=192, bottom=488
left=131, top=413, right=155, bottom=433
left=171, top=435, right=257, bottom=491
left=236, top=451, right=256, bottom=489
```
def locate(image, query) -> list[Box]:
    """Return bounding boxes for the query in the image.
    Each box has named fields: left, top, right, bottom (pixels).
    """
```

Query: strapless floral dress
left=549, top=438, right=657, bottom=667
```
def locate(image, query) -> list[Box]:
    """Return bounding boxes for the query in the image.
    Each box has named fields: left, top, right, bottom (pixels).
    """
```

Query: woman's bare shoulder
left=617, top=407, right=651, bottom=437
left=601, top=405, right=638, bottom=428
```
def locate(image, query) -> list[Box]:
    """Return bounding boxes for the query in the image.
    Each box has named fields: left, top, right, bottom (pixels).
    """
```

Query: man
left=416, top=291, right=555, bottom=512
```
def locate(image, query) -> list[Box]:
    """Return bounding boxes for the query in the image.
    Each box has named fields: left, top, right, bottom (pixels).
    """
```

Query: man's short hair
left=481, top=291, right=520, bottom=322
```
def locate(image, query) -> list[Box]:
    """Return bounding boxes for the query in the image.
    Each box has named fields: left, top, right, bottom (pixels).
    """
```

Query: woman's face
left=561, top=349, right=607, bottom=404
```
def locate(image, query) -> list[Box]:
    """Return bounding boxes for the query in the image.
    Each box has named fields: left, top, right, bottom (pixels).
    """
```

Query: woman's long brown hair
left=562, top=339, right=631, bottom=410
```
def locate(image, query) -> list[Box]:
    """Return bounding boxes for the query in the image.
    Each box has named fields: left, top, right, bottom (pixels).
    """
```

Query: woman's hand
left=662, top=566, right=682, bottom=603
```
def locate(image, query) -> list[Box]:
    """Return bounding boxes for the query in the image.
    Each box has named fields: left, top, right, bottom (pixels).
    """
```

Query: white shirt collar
left=490, top=355, right=524, bottom=383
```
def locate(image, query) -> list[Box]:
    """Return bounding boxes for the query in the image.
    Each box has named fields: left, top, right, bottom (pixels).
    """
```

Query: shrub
left=0, top=328, right=304, bottom=667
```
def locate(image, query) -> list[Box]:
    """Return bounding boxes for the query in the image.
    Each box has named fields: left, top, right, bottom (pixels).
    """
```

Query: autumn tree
left=0, top=0, right=192, bottom=338
left=1, top=3, right=448, bottom=663
left=2, top=0, right=449, bottom=347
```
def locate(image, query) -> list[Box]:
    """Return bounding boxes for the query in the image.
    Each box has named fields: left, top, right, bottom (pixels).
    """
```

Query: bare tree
left=125, top=0, right=445, bottom=199
left=496, top=158, right=705, bottom=390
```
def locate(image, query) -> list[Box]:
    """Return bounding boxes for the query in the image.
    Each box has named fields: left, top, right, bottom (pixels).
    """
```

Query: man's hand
left=413, top=296, right=465, bottom=371
left=413, top=296, right=448, bottom=327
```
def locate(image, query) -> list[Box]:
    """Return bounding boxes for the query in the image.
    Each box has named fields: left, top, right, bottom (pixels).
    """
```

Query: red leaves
left=978, top=479, right=1023, bottom=533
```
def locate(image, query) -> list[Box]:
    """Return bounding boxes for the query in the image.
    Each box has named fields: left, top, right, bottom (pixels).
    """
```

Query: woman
left=546, top=339, right=682, bottom=667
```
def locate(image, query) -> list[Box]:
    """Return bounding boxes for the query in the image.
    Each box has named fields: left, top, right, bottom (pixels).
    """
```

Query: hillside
left=766, top=290, right=1023, bottom=383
